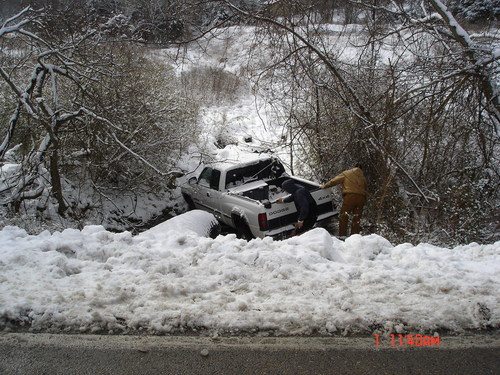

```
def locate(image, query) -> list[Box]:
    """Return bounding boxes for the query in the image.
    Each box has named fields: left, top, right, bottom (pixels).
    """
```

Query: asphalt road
left=1, top=332, right=499, bottom=375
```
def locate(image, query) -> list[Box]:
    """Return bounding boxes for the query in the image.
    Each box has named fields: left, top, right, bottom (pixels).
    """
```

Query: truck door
left=194, top=167, right=223, bottom=220
left=208, top=169, right=224, bottom=221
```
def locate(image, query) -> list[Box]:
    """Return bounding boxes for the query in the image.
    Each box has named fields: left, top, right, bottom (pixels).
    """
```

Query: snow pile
left=1, top=217, right=498, bottom=335
left=136, top=210, right=219, bottom=239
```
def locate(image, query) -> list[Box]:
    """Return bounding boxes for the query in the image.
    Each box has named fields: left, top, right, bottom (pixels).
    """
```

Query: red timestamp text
left=374, top=334, right=441, bottom=347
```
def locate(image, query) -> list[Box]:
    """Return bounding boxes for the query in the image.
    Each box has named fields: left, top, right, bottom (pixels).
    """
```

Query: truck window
left=199, top=167, right=221, bottom=190
left=210, top=169, right=221, bottom=190
left=225, top=159, right=285, bottom=189
left=198, top=167, right=213, bottom=187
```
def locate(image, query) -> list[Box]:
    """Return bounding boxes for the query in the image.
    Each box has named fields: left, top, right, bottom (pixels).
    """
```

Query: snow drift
left=0, top=214, right=498, bottom=335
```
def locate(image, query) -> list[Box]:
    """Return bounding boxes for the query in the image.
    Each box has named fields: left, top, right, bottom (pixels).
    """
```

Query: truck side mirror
left=188, top=177, right=198, bottom=185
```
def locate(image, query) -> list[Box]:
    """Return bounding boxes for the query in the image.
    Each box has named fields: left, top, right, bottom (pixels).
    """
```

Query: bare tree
left=0, top=7, right=198, bottom=226
left=210, top=0, right=499, bottom=243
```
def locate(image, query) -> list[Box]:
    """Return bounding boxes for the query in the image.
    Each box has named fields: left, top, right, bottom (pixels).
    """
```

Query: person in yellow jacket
left=320, top=165, right=367, bottom=238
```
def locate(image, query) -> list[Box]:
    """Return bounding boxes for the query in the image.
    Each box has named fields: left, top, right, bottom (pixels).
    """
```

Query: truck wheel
left=232, top=215, right=254, bottom=240
left=207, top=220, right=221, bottom=239
left=182, top=193, right=196, bottom=210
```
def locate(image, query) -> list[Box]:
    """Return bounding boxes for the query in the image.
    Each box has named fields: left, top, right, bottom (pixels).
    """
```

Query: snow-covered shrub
left=0, top=8, right=199, bottom=232
left=451, top=0, right=500, bottom=23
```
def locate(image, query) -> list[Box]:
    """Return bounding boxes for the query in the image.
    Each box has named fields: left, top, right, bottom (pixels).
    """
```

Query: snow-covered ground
left=0, top=214, right=498, bottom=335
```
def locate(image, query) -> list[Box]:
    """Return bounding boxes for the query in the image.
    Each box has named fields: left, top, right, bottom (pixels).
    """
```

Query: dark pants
left=339, top=193, right=365, bottom=237
left=293, top=215, right=317, bottom=236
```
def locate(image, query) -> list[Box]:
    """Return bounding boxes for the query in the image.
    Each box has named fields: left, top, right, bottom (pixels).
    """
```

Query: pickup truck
left=181, top=153, right=336, bottom=239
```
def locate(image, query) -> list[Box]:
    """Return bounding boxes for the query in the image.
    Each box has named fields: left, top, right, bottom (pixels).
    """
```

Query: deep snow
left=0, top=213, right=498, bottom=335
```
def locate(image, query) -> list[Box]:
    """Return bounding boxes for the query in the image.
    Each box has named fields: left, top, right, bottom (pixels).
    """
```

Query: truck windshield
left=225, top=158, right=285, bottom=189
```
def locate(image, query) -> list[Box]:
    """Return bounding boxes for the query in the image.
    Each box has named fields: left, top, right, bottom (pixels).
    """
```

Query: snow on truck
left=181, top=153, right=337, bottom=239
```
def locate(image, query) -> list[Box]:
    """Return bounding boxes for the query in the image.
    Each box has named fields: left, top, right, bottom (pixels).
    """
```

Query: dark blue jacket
left=282, top=180, right=318, bottom=222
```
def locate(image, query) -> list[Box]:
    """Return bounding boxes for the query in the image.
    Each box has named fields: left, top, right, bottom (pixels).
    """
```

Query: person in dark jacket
left=276, top=179, right=318, bottom=235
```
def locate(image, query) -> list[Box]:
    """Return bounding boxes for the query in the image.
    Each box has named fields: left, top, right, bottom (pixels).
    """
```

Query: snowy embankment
left=1, top=212, right=498, bottom=335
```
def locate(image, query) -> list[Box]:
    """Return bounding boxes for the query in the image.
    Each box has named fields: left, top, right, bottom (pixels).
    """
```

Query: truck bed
left=229, top=176, right=318, bottom=203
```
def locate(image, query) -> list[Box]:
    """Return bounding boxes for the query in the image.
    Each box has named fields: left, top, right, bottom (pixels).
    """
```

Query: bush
left=0, top=8, right=199, bottom=232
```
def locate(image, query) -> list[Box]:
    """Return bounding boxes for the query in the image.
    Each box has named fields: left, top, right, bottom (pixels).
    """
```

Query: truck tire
left=207, top=220, right=221, bottom=239
left=182, top=193, right=196, bottom=210
left=232, top=214, right=254, bottom=240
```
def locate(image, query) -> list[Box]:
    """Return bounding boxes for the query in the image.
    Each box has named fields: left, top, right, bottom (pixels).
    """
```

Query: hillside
left=2, top=3, right=499, bottom=245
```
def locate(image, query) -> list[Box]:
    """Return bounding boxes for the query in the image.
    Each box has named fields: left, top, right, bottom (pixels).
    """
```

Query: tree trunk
left=49, top=144, right=67, bottom=216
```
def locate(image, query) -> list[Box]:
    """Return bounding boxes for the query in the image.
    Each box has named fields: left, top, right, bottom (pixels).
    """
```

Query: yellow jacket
left=323, top=167, right=367, bottom=196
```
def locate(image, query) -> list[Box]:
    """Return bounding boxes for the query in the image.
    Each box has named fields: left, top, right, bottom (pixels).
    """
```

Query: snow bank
left=136, top=210, right=219, bottom=240
left=1, top=220, right=498, bottom=335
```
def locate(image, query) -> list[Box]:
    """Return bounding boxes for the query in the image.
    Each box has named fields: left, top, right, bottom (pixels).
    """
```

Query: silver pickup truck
left=181, top=154, right=336, bottom=239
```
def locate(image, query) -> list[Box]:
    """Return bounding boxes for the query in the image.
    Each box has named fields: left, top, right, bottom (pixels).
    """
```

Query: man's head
left=281, top=179, right=301, bottom=194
